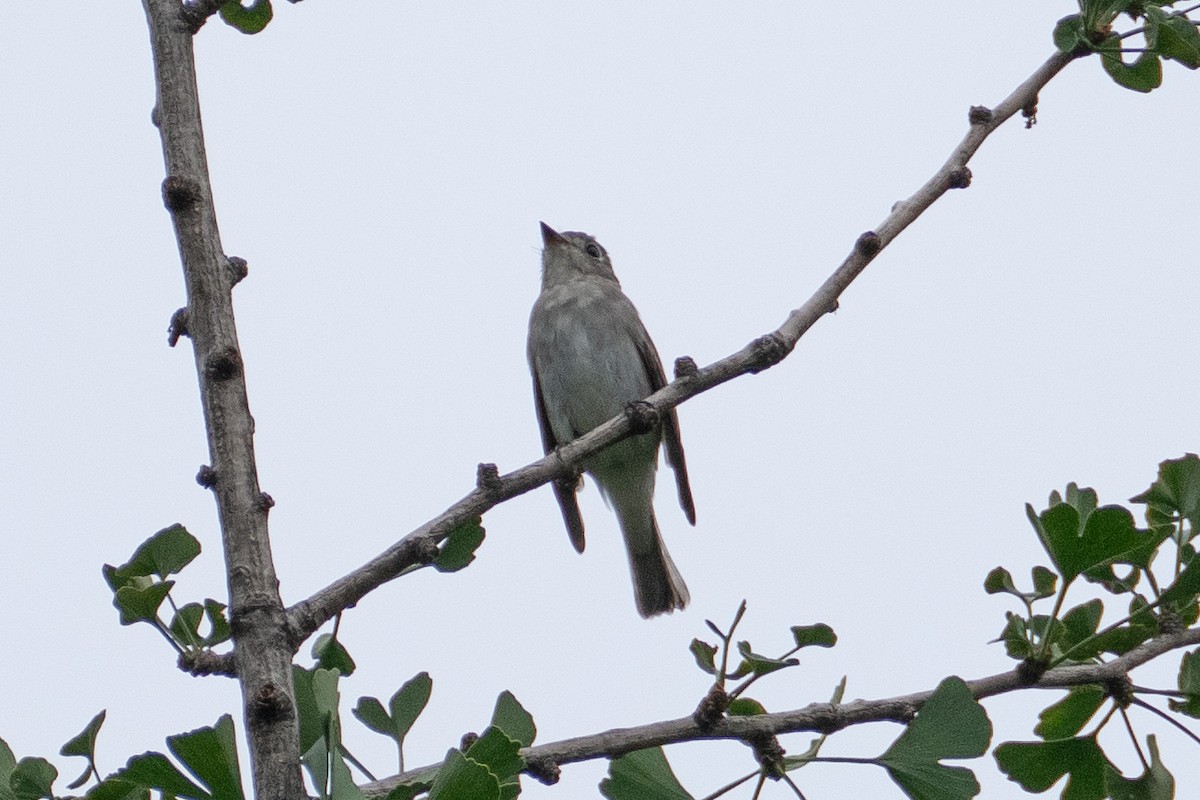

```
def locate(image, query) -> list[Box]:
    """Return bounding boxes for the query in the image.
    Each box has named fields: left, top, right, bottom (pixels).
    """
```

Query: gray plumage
left=527, top=222, right=695, bottom=617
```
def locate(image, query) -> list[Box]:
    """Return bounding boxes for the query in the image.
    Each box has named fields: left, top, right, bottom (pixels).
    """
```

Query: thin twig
left=1129, top=696, right=1200, bottom=747
left=698, top=769, right=758, bottom=800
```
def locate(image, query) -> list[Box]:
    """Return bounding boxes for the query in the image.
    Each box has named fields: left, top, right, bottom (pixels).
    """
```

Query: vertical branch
left=140, top=2, right=302, bottom=798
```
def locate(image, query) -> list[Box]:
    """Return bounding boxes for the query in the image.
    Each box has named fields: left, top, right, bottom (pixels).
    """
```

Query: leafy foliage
left=1053, top=1, right=1200, bottom=91
left=984, top=456, right=1200, bottom=799
left=102, top=525, right=231, bottom=654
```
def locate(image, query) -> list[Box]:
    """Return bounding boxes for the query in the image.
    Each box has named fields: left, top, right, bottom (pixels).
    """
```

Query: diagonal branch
left=283, top=48, right=1077, bottom=648
left=361, top=626, right=1200, bottom=795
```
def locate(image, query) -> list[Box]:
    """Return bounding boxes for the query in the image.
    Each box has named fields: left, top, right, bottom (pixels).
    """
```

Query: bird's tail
left=626, top=515, right=690, bottom=617
left=597, top=451, right=690, bottom=617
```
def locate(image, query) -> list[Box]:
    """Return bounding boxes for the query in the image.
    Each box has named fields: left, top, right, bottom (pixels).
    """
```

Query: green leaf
left=1099, top=35, right=1163, bottom=92
left=111, top=524, right=201, bottom=580
left=202, top=599, right=232, bottom=646
left=301, top=738, right=331, bottom=800
left=218, top=0, right=273, bottom=35
left=985, top=566, right=1057, bottom=602
left=790, top=623, right=837, bottom=649
left=354, top=672, right=433, bottom=772
left=1054, top=14, right=1088, bottom=53
left=1082, top=563, right=1142, bottom=595
left=1028, top=502, right=1083, bottom=581
left=298, top=668, right=359, bottom=800
left=427, top=749, right=499, bottom=800
left=1080, top=0, right=1127, bottom=31
left=1148, top=10, right=1200, bottom=68
left=85, top=777, right=151, bottom=800
left=879, top=676, right=991, bottom=800
left=1064, top=483, right=1099, bottom=521
left=1028, top=500, right=1152, bottom=585
left=999, top=611, right=1034, bottom=660
left=110, top=752, right=209, bottom=800
left=169, top=600, right=231, bottom=648
left=113, top=580, right=174, bottom=625
left=1059, top=599, right=1104, bottom=659
left=600, top=747, right=693, bottom=800
left=392, top=672, right=434, bottom=743
left=1083, top=594, right=1156, bottom=657
left=352, top=697, right=392, bottom=737
left=313, top=633, right=357, bottom=677
left=727, top=698, right=767, bottom=716
left=61, top=709, right=106, bottom=789
left=294, top=666, right=324, bottom=755
left=1178, top=648, right=1200, bottom=695
left=1088, top=621, right=1153, bottom=657
left=1132, top=454, right=1200, bottom=538
left=997, top=613, right=1064, bottom=662
left=434, top=519, right=486, bottom=572
left=167, top=715, right=244, bottom=800
left=61, top=710, right=106, bottom=759
left=490, top=691, right=535, bottom=748
left=994, top=736, right=1106, bottom=800
left=170, top=602, right=205, bottom=645
left=1169, top=648, right=1200, bottom=717
left=466, top=727, right=524, bottom=798
left=732, top=641, right=798, bottom=678
left=1085, top=508, right=1159, bottom=572
left=311, top=667, right=342, bottom=721
left=983, top=567, right=1016, bottom=595
left=327, top=746, right=365, bottom=800
left=688, top=639, right=717, bottom=674
left=10, top=758, right=56, bottom=800
left=0, top=738, right=16, bottom=800
left=1032, top=566, right=1058, bottom=596
left=1105, top=735, right=1174, bottom=799
left=1035, top=687, right=1106, bottom=740
left=1158, top=550, right=1200, bottom=606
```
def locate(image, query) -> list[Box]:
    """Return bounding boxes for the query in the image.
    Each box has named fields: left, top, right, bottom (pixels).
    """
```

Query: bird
left=527, top=221, right=695, bottom=617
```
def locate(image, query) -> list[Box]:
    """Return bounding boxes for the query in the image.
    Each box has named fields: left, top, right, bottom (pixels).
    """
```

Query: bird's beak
left=540, top=221, right=567, bottom=247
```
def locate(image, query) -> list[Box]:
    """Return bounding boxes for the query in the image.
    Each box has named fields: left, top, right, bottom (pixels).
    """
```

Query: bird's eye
left=584, top=242, right=603, bottom=259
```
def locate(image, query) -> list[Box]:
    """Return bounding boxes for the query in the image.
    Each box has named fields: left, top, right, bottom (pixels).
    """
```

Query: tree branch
left=180, top=0, right=225, bottom=32
left=283, top=48, right=1077, bottom=647
left=140, top=2, right=302, bottom=798
left=361, top=626, right=1200, bottom=795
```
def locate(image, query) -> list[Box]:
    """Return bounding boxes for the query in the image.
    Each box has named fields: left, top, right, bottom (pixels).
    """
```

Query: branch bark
left=361, top=626, right=1200, bottom=795
left=140, top=2, right=302, bottom=798
left=283, top=49, right=1077, bottom=648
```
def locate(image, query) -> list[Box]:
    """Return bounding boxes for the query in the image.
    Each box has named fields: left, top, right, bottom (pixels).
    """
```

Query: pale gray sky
left=3, top=2, right=1199, bottom=797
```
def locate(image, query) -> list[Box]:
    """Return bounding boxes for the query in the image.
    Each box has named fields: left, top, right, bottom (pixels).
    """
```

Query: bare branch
left=180, top=0, right=225, bottom=32
left=283, top=48, right=1077, bottom=647
left=141, top=1, right=302, bottom=797
left=362, top=626, right=1200, bottom=796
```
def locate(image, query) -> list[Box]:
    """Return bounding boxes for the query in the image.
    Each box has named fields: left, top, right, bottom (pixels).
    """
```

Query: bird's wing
left=633, top=318, right=696, bottom=525
left=531, top=369, right=587, bottom=552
